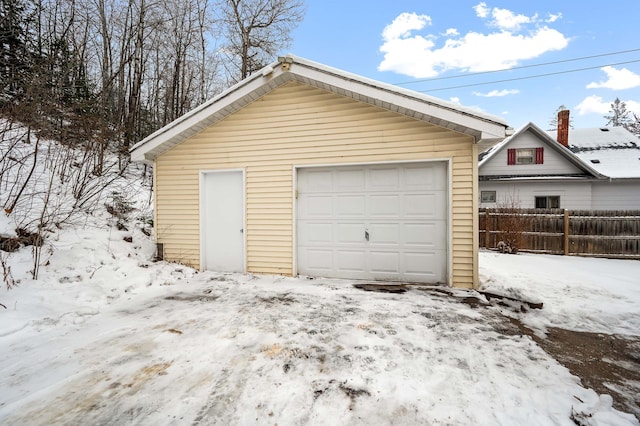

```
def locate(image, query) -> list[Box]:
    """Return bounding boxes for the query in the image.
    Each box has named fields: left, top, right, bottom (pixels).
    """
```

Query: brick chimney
left=557, top=109, right=570, bottom=147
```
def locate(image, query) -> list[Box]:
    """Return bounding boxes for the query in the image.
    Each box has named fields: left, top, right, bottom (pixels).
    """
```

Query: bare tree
left=547, top=104, right=574, bottom=131
left=604, top=97, right=632, bottom=128
left=626, top=113, right=640, bottom=136
left=219, top=0, right=304, bottom=81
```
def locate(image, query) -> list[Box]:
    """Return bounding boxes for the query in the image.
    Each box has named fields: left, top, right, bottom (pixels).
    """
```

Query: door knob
left=365, top=230, right=369, bottom=241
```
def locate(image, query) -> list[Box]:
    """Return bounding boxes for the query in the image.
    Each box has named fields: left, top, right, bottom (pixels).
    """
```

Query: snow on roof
left=573, top=148, right=640, bottom=178
left=477, top=133, right=511, bottom=164
left=548, top=127, right=640, bottom=179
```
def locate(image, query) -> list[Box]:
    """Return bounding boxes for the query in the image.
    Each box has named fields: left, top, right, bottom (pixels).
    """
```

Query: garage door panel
left=303, top=249, right=334, bottom=271
left=297, top=162, right=448, bottom=284
left=299, top=195, right=333, bottom=218
left=404, top=251, right=445, bottom=275
left=369, top=195, right=401, bottom=216
left=336, top=250, right=366, bottom=272
left=299, top=222, right=333, bottom=244
left=336, top=195, right=366, bottom=217
left=336, top=223, right=366, bottom=244
left=336, top=169, right=365, bottom=191
left=300, top=170, right=334, bottom=192
left=403, top=193, right=446, bottom=219
left=369, top=167, right=400, bottom=190
left=367, top=223, right=400, bottom=244
left=402, top=223, right=446, bottom=247
left=369, top=251, right=400, bottom=274
left=404, top=163, right=446, bottom=189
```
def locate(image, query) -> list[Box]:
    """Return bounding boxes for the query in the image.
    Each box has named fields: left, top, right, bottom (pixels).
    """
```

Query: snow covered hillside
left=1, top=125, right=639, bottom=425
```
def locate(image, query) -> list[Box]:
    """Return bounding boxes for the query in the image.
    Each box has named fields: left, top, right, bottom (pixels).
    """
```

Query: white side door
left=202, top=170, right=244, bottom=272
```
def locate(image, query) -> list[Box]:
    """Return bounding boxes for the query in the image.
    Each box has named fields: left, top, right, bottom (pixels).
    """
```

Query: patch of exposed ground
left=511, top=320, right=640, bottom=421
left=436, top=288, right=640, bottom=421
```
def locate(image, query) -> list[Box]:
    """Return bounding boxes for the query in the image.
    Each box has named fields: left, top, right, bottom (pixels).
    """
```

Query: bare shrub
left=494, top=195, right=526, bottom=254
left=1, top=119, right=128, bottom=279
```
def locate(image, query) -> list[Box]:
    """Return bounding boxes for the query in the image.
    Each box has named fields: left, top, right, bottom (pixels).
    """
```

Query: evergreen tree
left=0, top=0, right=32, bottom=99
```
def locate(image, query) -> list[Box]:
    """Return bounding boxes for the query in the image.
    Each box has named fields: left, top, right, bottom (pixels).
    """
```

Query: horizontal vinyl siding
left=592, top=181, right=640, bottom=209
left=478, top=181, right=593, bottom=209
left=155, top=81, right=477, bottom=287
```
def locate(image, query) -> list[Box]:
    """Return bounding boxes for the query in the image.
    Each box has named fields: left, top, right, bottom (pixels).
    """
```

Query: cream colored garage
left=130, top=55, right=509, bottom=288
left=297, top=162, right=447, bottom=283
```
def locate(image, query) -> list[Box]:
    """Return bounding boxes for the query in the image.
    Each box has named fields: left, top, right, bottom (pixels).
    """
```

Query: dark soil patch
left=0, top=228, right=42, bottom=252
left=440, top=290, right=639, bottom=420
left=259, top=295, right=297, bottom=305
left=164, top=294, right=219, bottom=302
left=353, top=283, right=407, bottom=293
left=509, top=318, right=640, bottom=420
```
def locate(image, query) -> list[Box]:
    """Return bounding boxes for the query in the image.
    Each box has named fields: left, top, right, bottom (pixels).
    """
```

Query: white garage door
left=297, top=162, right=448, bottom=283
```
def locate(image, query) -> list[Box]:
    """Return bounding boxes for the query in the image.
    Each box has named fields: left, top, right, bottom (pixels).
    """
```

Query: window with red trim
left=508, top=147, right=544, bottom=165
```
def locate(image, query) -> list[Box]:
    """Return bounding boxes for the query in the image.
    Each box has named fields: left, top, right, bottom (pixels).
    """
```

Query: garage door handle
left=365, top=230, right=369, bottom=241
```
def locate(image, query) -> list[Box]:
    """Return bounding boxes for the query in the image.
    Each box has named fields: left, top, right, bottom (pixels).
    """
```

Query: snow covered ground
left=0, top=124, right=638, bottom=424
left=480, top=251, right=640, bottom=338
left=1, top=207, right=639, bottom=425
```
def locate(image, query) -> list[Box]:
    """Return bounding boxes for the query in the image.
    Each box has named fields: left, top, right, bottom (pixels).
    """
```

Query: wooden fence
left=479, top=208, right=640, bottom=259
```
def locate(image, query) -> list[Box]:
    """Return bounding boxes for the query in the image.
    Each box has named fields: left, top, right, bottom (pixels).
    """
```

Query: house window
left=507, top=147, right=544, bottom=165
left=535, top=196, right=560, bottom=209
left=481, top=191, right=496, bottom=203
left=516, top=148, right=535, bottom=164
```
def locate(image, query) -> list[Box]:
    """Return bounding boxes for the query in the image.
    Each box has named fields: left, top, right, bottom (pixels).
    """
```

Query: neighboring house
left=130, top=54, right=508, bottom=289
left=479, top=110, right=640, bottom=210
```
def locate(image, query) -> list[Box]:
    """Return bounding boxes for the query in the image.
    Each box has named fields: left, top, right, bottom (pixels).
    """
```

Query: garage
left=131, top=54, right=509, bottom=288
left=296, top=162, right=448, bottom=283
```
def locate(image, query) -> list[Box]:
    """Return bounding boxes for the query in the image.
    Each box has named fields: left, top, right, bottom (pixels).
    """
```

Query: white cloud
left=378, top=5, right=568, bottom=78
left=489, top=7, right=533, bottom=31
left=382, top=12, right=431, bottom=41
left=449, top=97, right=461, bottom=104
left=473, top=89, right=520, bottom=97
left=444, top=28, right=459, bottom=36
left=474, top=2, right=490, bottom=18
left=546, top=13, right=562, bottom=23
left=575, top=95, right=640, bottom=116
left=379, top=25, right=568, bottom=78
left=586, top=66, right=640, bottom=90
left=575, top=95, right=610, bottom=116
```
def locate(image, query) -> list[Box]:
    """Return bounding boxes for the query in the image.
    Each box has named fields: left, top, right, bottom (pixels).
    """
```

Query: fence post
left=485, top=209, right=490, bottom=248
left=564, top=209, right=570, bottom=255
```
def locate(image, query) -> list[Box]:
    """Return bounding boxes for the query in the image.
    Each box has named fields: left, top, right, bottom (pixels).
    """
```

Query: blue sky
left=290, top=1, right=640, bottom=130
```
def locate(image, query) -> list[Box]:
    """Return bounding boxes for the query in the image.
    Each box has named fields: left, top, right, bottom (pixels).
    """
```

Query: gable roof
left=548, top=127, right=640, bottom=179
left=130, top=54, right=509, bottom=162
left=478, top=122, right=604, bottom=179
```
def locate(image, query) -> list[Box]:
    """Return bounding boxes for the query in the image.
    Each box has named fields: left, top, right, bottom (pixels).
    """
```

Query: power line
left=417, top=59, right=640, bottom=93
left=393, top=48, right=640, bottom=86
